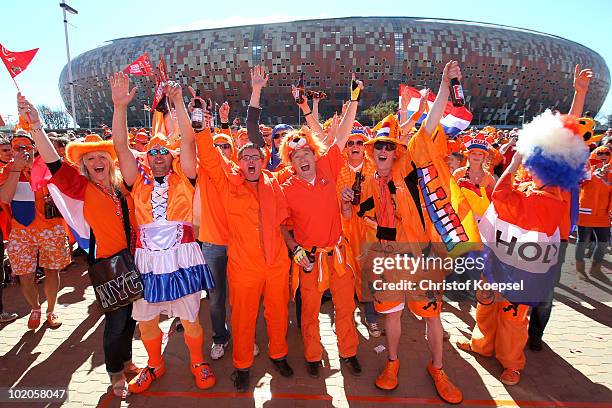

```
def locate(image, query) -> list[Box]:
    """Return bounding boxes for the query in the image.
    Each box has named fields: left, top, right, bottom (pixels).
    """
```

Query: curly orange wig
left=278, top=126, right=327, bottom=166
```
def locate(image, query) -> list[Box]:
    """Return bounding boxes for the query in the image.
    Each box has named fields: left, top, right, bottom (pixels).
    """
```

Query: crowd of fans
left=0, top=60, right=609, bottom=404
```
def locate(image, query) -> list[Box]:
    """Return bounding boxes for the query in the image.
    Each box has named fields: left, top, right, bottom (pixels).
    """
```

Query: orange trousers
left=299, top=257, right=358, bottom=362
left=228, top=265, right=289, bottom=369
left=470, top=298, right=529, bottom=370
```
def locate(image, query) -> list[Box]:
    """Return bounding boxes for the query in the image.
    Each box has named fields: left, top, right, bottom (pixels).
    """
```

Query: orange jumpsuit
left=282, top=145, right=359, bottom=362
left=196, top=129, right=290, bottom=369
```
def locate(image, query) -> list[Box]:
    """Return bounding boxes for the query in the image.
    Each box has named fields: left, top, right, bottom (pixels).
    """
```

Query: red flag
left=0, top=114, right=4, bottom=127
left=0, top=44, right=38, bottom=78
left=151, top=55, right=168, bottom=110
left=122, top=52, right=152, bottom=76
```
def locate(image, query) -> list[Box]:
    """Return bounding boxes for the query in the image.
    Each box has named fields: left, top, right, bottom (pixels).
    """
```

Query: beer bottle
left=449, top=77, right=465, bottom=107
left=351, top=171, right=363, bottom=205
left=294, top=72, right=305, bottom=104
left=191, top=88, right=203, bottom=129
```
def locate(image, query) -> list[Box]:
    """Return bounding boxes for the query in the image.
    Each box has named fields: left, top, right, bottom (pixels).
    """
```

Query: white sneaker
left=0, top=312, right=18, bottom=323
left=211, top=341, right=229, bottom=360
left=253, top=343, right=260, bottom=357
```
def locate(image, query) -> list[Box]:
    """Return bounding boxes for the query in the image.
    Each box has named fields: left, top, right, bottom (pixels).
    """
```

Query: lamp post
left=60, top=1, right=78, bottom=129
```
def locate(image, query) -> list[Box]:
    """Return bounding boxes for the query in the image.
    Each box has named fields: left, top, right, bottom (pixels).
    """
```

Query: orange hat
left=278, top=126, right=327, bottom=165
left=65, top=134, right=116, bottom=165
left=134, top=131, right=149, bottom=145
left=349, top=120, right=372, bottom=141
left=589, top=145, right=611, bottom=166
left=259, top=124, right=272, bottom=136
left=462, top=132, right=493, bottom=151
left=145, top=133, right=172, bottom=152
left=366, top=114, right=405, bottom=146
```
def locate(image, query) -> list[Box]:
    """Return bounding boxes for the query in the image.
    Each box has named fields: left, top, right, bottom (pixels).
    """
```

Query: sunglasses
left=346, top=140, right=364, bottom=147
left=148, top=147, right=170, bottom=156
left=373, top=141, right=397, bottom=151
left=273, top=132, right=287, bottom=140
left=214, top=143, right=232, bottom=150
left=596, top=152, right=610, bottom=156
left=12, top=144, right=32, bottom=151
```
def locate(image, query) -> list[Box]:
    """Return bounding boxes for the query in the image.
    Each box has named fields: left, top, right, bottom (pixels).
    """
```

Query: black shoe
left=528, top=337, right=543, bottom=352
left=231, top=369, right=250, bottom=392
left=306, top=361, right=321, bottom=378
left=271, top=358, right=294, bottom=378
left=341, top=355, right=362, bottom=376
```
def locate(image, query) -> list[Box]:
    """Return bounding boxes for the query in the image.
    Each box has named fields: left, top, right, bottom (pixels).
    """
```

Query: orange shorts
left=7, top=224, right=71, bottom=275
left=374, top=298, right=442, bottom=318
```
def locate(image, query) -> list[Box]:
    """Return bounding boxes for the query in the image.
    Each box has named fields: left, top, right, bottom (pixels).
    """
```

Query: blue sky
left=1, top=0, right=611, bottom=125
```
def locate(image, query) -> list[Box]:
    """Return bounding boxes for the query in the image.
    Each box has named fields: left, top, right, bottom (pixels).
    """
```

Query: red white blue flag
left=399, top=85, right=473, bottom=136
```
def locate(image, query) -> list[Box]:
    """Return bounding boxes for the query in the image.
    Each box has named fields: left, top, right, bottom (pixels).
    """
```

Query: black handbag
left=87, top=189, right=143, bottom=313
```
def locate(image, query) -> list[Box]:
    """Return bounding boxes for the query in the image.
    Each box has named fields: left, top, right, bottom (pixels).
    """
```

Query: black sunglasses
left=596, top=151, right=610, bottom=156
left=373, top=141, right=397, bottom=151
left=214, top=143, right=232, bottom=150
left=273, top=132, right=287, bottom=140
left=347, top=140, right=364, bottom=147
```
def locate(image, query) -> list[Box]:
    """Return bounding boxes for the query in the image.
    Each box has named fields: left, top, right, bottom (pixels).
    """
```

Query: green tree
left=362, top=100, right=399, bottom=125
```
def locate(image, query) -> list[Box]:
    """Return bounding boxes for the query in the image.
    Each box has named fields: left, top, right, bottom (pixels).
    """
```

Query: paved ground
left=0, top=251, right=611, bottom=408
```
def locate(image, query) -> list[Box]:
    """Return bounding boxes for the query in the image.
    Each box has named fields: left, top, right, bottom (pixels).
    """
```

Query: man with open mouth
left=171, top=67, right=294, bottom=393
left=110, top=72, right=216, bottom=394
left=345, top=61, right=465, bottom=405
left=278, top=74, right=365, bottom=380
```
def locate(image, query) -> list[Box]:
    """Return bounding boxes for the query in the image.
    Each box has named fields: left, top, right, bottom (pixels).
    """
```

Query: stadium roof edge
left=107, top=15, right=594, bottom=53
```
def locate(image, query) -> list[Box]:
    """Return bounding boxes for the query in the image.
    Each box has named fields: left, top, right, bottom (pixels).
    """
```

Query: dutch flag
left=399, top=85, right=473, bottom=136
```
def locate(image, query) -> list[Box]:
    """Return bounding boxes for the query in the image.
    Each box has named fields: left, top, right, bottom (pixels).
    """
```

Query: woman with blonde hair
left=17, top=94, right=138, bottom=398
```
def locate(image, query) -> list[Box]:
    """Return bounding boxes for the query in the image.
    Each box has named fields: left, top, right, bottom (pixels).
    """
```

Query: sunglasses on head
left=346, top=140, right=364, bottom=147
left=148, top=147, right=170, bottom=156
left=214, top=143, right=232, bottom=150
left=373, top=141, right=397, bottom=151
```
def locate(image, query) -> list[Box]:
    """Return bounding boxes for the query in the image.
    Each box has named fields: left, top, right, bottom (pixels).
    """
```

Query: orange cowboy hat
left=365, top=114, right=406, bottom=147
left=65, top=134, right=116, bottom=165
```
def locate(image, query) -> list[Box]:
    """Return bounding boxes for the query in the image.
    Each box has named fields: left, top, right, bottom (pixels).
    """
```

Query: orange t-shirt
left=282, top=144, right=343, bottom=248
left=51, top=163, right=136, bottom=259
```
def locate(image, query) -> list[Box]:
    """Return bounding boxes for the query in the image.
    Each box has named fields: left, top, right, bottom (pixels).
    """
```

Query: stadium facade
left=59, top=16, right=610, bottom=127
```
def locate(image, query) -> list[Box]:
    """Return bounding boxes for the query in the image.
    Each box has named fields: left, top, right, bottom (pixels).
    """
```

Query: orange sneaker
left=500, top=368, right=521, bottom=386
left=375, top=359, right=399, bottom=391
left=427, top=361, right=463, bottom=405
left=27, top=309, right=41, bottom=330
left=128, top=365, right=166, bottom=394
left=191, top=362, right=216, bottom=389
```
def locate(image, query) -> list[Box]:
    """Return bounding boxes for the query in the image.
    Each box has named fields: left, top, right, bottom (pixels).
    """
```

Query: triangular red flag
left=0, top=44, right=38, bottom=78
left=122, top=52, right=152, bottom=76
left=151, top=54, right=168, bottom=110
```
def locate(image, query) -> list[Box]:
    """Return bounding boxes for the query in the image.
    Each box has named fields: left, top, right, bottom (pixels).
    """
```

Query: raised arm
left=424, top=61, right=461, bottom=135
left=17, top=93, right=60, bottom=163
left=311, top=95, right=320, bottom=123
left=110, top=72, right=138, bottom=186
left=247, top=65, right=267, bottom=147
left=569, top=64, right=593, bottom=117
left=167, top=81, right=197, bottom=179
left=0, top=152, right=27, bottom=204
left=333, top=74, right=364, bottom=150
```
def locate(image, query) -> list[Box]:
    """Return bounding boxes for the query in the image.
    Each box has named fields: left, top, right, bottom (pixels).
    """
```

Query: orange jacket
left=578, top=166, right=612, bottom=227
left=195, top=128, right=290, bottom=275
